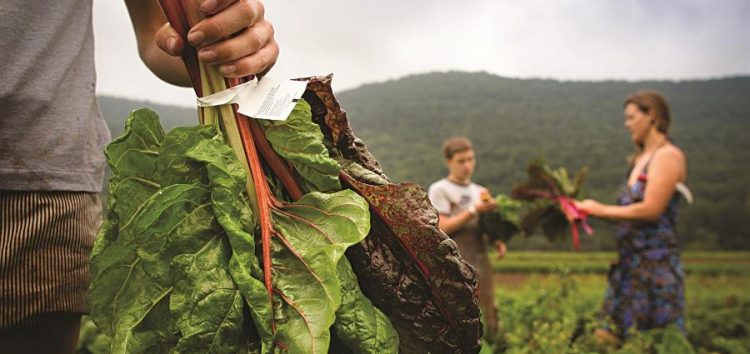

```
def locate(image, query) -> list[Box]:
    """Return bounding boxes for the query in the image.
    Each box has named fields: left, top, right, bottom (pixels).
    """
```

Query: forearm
left=598, top=202, right=662, bottom=222
left=125, top=0, right=191, bottom=87
left=438, top=210, right=475, bottom=235
left=138, top=43, right=192, bottom=87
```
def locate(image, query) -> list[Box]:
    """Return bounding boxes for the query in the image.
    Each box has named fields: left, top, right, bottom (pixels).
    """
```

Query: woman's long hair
left=624, top=90, right=672, bottom=164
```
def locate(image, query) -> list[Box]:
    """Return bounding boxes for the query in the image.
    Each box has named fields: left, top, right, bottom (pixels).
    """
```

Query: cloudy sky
left=93, top=0, right=750, bottom=107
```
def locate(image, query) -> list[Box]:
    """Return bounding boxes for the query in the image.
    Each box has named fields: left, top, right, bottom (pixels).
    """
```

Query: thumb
left=155, top=22, right=185, bottom=56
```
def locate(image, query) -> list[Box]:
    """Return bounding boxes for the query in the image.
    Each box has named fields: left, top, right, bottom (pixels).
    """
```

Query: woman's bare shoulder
left=652, top=143, right=687, bottom=181
left=656, top=143, right=686, bottom=163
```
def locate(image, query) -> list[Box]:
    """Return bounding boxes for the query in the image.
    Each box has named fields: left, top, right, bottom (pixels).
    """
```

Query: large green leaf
left=332, top=258, right=399, bottom=354
left=186, top=137, right=274, bottom=353
left=171, top=236, right=252, bottom=354
left=258, top=99, right=341, bottom=193
left=91, top=107, right=383, bottom=354
left=77, top=316, right=111, bottom=354
left=92, top=109, right=163, bottom=257
left=157, top=125, right=215, bottom=186
left=89, top=114, right=257, bottom=353
left=89, top=183, right=218, bottom=352
left=269, top=190, right=370, bottom=353
left=186, top=136, right=375, bottom=354
left=88, top=109, right=166, bottom=344
left=301, top=76, right=484, bottom=353
left=105, top=109, right=164, bottom=183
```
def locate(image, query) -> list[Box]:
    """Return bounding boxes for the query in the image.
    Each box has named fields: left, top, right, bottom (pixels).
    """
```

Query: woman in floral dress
left=577, top=91, right=688, bottom=341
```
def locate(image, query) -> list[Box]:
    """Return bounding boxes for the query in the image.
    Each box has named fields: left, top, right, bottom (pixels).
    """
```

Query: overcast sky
left=93, top=0, right=750, bottom=107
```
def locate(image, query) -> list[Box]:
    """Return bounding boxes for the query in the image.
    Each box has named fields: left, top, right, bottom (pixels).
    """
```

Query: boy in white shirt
left=428, top=136, right=502, bottom=338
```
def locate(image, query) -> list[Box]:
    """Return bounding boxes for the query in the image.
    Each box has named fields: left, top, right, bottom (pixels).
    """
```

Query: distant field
left=492, top=251, right=750, bottom=276
left=488, top=252, right=750, bottom=354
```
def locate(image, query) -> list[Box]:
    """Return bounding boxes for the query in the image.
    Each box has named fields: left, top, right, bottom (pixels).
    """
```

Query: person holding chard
left=428, top=136, right=503, bottom=338
left=576, top=91, right=689, bottom=342
left=0, top=1, right=277, bottom=352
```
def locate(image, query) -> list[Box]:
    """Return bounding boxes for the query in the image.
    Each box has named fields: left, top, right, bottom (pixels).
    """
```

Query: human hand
left=575, top=199, right=604, bottom=217
left=495, top=240, right=507, bottom=260
left=156, top=0, right=278, bottom=78
left=475, top=189, right=498, bottom=213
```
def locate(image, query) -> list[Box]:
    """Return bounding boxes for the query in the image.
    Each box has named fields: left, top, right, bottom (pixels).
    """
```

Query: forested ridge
left=98, top=72, right=750, bottom=250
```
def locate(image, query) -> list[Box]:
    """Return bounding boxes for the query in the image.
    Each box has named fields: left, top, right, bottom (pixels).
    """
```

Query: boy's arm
left=438, top=210, right=478, bottom=235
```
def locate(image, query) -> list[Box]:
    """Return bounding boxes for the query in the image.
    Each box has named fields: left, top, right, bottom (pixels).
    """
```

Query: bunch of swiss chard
left=86, top=1, right=482, bottom=353
left=510, top=160, right=593, bottom=250
left=479, top=194, right=524, bottom=243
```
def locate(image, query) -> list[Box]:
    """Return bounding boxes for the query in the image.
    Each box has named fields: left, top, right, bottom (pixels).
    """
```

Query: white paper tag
left=196, top=77, right=307, bottom=121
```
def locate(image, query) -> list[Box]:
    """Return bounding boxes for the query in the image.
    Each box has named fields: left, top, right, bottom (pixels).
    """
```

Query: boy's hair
left=442, top=136, right=474, bottom=159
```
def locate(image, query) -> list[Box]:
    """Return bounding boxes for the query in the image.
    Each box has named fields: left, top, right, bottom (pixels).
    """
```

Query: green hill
left=97, top=72, right=750, bottom=250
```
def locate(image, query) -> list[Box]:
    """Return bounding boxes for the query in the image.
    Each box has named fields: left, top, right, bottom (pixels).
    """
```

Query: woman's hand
left=155, top=0, right=278, bottom=78
left=576, top=199, right=604, bottom=217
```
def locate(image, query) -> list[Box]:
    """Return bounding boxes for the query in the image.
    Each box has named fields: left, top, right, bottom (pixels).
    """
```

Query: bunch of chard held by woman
left=510, top=160, right=594, bottom=250
left=86, top=1, right=482, bottom=353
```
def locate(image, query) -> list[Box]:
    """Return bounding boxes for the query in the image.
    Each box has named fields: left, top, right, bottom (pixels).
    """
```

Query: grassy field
left=486, top=251, right=750, bottom=354
left=492, top=251, right=750, bottom=276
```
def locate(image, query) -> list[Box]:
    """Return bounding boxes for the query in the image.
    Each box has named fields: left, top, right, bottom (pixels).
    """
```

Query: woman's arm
left=125, top=0, right=278, bottom=86
left=577, top=147, right=685, bottom=222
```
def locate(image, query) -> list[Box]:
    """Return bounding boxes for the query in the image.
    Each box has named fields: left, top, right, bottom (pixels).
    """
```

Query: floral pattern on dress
left=600, top=165, right=686, bottom=337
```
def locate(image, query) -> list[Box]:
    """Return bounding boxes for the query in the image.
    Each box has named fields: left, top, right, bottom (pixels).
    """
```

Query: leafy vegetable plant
left=87, top=2, right=482, bottom=353
left=511, top=160, right=593, bottom=250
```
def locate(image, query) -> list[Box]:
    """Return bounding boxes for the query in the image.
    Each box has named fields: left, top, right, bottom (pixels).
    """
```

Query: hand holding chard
left=555, top=196, right=594, bottom=250
left=87, top=1, right=483, bottom=353
left=154, top=0, right=278, bottom=79
left=511, top=160, right=594, bottom=250
left=479, top=194, right=523, bottom=243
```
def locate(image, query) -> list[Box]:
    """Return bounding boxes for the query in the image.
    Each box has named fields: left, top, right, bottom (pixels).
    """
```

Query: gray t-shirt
left=1, top=0, right=110, bottom=192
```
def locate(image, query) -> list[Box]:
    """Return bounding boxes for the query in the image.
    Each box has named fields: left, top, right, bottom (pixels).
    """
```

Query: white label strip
left=196, top=77, right=308, bottom=121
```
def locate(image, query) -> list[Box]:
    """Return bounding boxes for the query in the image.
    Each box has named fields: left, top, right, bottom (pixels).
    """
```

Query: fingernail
left=220, top=65, right=236, bottom=75
left=201, top=0, right=217, bottom=12
left=187, top=31, right=205, bottom=46
left=199, top=49, right=217, bottom=62
left=166, top=37, right=178, bottom=54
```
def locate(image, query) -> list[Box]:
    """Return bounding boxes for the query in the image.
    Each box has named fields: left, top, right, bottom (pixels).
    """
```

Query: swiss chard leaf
left=89, top=114, right=259, bottom=353
left=92, top=109, right=163, bottom=257
left=302, top=76, right=483, bottom=353
left=269, top=190, right=371, bottom=354
left=89, top=183, right=211, bottom=352
left=258, top=99, right=341, bottom=193
left=170, top=236, right=253, bottom=354
left=479, top=194, right=523, bottom=243
left=186, top=137, right=273, bottom=352
left=511, top=160, right=589, bottom=244
left=332, top=258, right=399, bottom=354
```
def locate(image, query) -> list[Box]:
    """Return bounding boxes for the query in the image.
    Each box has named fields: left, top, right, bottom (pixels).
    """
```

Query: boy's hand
left=476, top=188, right=497, bottom=213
